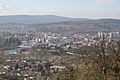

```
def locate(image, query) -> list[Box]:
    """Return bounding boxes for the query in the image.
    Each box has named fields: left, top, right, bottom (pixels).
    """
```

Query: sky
left=0, top=0, right=119, bottom=19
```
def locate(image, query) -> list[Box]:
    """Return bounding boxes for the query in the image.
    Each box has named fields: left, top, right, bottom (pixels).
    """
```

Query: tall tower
left=109, top=32, right=114, bottom=39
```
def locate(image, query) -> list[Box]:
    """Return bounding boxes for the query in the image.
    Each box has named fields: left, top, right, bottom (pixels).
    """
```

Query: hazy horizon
left=0, top=0, right=119, bottom=19
left=0, top=14, right=120, bottom=20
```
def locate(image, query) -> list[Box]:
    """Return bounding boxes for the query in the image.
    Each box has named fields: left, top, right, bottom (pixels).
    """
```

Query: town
left=0, top=28, right=120, bottom=80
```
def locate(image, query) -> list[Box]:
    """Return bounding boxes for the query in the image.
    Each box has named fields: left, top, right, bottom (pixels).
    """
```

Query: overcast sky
left=0, top=0, right=119, bottom=19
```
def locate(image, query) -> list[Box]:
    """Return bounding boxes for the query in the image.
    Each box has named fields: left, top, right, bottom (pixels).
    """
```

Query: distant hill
left=0, top=15, right=120, bottom=33
left=34, top=19, right=120, bottom=33
left=0, top=15, right=88, bottom=24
